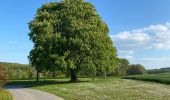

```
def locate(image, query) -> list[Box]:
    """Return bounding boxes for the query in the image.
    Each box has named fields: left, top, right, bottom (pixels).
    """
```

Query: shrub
left=127, top=64, right=145, bottom=75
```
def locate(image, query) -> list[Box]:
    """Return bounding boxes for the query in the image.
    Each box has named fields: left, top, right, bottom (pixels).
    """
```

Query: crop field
left=123, top=72, right=170, bottom=84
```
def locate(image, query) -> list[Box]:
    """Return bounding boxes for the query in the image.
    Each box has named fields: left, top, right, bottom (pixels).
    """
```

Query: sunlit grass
left=30, top=77, right=170, bottom=100
left=0, top=89, right=13, bottom=100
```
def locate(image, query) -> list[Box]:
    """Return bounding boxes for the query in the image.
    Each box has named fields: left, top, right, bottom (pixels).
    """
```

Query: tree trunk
left=43, top=71, right=46, bottom=81
left=92, top=73, right=95, bottom=81
left=36, top=68, right=39, bottom=84
left=70, top=69, right=77, bottom=82
left=104, top=71, right=107, bottom=78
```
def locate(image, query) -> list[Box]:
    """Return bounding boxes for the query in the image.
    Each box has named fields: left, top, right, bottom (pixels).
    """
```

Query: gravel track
left=6, top=86, right=63, bottom=100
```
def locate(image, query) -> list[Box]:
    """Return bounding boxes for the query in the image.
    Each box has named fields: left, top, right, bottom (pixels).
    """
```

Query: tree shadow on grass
left=5, top=78, right=91, bottom=89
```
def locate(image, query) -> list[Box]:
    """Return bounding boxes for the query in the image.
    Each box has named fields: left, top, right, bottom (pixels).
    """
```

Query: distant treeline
left=0, top=62, right=35, bottom=79
left=0, top=61, right=150, bottom=80
left=0, top=62, right=71, bottom=80
left=146, top=67, right=170, bottom=74
left=0, top=62, right=117, bottom=79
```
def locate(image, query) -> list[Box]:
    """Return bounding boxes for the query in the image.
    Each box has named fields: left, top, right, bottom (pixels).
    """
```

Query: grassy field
left=18, top=77, right=170, bottom=100
left=0, top=89, right=13, bottom=100
left=123, top=72, right=170, bottom=84
left=6, top=77, right=170, bottom=100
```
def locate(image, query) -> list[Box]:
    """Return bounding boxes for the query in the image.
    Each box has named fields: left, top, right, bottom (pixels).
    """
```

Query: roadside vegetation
left=0, top=65, right=13, bottom=100
left=0, top=89, right=13, bottom=100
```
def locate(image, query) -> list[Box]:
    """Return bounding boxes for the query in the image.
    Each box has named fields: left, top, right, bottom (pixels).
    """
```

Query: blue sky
left=0, top=0, right=170, bottom=69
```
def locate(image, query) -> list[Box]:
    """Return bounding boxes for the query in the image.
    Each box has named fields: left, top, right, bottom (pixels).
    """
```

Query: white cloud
left=111, top=31, right=150, bottom=42
left=119, top=50, right=134, bottom=55
left=111, top=22, right=170, bottom=68
left=124, top=56, right=134, bottom=59
left=143, top=24, right=168, bottom=32
left=9, top=41, right=18, bottom=44
left=141, top=57, right=170, bottom=62
left=118, top=55, right=134, bottom=60
left=111, top=22, right=170, bottom=50
left=118, top=50, right=134, bottom=60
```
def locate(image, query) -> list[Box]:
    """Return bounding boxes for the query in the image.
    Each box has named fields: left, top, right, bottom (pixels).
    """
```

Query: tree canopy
left=114, top=58, right=129, bottom=76
left=127, top=64, right=146, bottom=75
left=28, top=0, right=117, bottom=82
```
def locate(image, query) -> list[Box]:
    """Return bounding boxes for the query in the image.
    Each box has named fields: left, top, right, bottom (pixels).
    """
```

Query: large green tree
left=28, top=0, right=117, bottom=82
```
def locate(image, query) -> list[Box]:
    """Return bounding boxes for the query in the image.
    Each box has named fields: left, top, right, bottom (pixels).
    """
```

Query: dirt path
left=6, top=86, right=63, bottom=100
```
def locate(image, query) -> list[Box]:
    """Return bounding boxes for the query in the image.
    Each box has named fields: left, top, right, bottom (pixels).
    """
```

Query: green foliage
left=127, top=64, right=145, bottom=75
left=0, top=62, right=72, bottom=80
left=114, top=58, right=129, bottom=76
left=0, top=62, right=35, bottom=80
left=28, top=0, right=117, bottom=81
left=0, top=89, right=13, bottom=100
left=123, top=72, right=170, bottom=84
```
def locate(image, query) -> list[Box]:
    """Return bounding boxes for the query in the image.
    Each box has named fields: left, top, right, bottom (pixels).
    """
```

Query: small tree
left=127, top=64, right=145, bottom=75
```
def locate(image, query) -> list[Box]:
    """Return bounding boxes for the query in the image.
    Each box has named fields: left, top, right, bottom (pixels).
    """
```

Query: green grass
left=0, top=89, right=13, bottom=100
left=27, top=78, right=170, bottom=100
left=7, top=77, right=170, bottom=100
left=123, top=72, right=170, bottom=84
